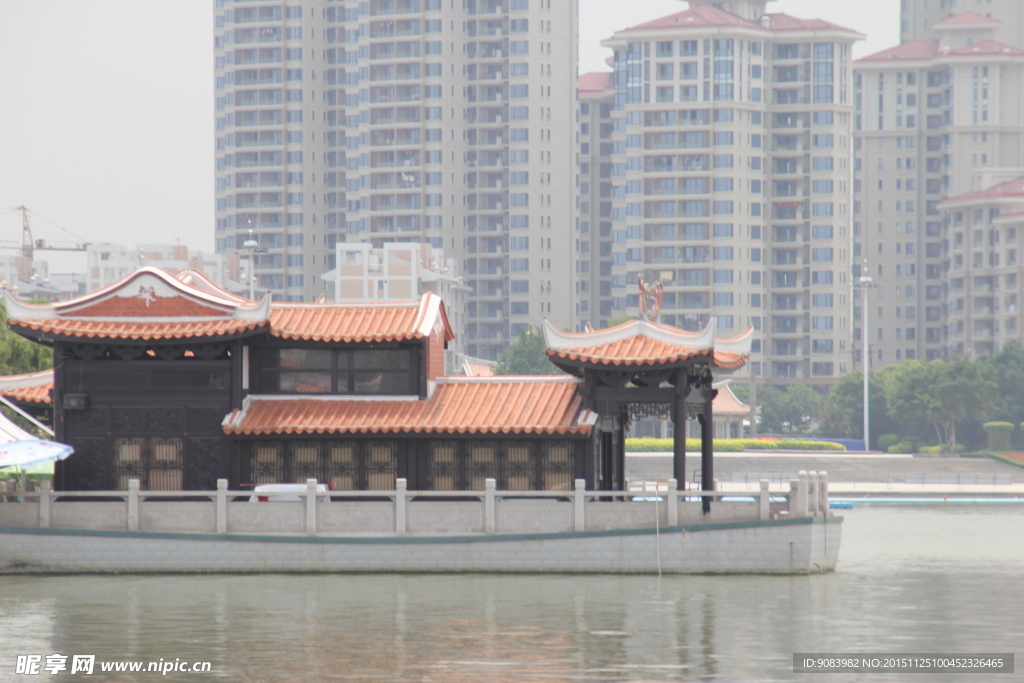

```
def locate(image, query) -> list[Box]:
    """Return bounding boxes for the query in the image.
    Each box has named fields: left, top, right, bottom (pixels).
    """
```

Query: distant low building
left=324, top=243, right=470, bottom=360
left=87, top=243, right=231, bottom=293
left=0, top=254, right=59, bottom=301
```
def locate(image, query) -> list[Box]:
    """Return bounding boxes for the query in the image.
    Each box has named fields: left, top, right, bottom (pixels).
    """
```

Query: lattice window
left=366, top=442, right=397, bottom=490
left=542, top=443, right=573, bottom=491
left=467, top=442, right=498, bottom=490
left=113, top=438, right=146, bottom=490
left=504, top=444, right=534, bottom=490
left=113, top=437, right=183, bottom=491
left=326, top=443, right=358, bottom=490
left=290, top=443, right=320, bottom=483
left=252, top=442, right=285, bottom=484
left=427, top=442, right=458, bottom=490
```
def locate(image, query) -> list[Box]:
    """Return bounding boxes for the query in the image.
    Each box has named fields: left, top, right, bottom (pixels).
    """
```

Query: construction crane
left=0, top=206, right=89, bottom=259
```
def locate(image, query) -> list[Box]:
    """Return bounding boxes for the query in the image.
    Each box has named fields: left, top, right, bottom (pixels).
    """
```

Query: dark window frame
left=251, top=343, right=420, bottom=396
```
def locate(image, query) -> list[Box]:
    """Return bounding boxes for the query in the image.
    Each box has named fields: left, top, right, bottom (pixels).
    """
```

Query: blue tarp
left=815, top=438, right=864, bottom=454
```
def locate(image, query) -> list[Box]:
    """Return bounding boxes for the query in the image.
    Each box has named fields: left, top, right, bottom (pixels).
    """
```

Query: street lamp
left=853, top=260, right=876, bottom=450
left=242, top=229, right=264, bottom=301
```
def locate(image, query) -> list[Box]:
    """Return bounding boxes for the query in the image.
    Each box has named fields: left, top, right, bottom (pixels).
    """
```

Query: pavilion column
left=698, top=389, right=718, bottom=514
left=672, top=384, right=690, bottom=490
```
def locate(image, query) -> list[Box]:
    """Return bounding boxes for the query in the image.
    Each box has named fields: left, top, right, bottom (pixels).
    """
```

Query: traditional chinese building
left=4, top=267, right=750, bottom=504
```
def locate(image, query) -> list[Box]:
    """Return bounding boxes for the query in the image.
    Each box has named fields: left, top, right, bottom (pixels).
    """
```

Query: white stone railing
left=0, top=473, right=829, bottom=537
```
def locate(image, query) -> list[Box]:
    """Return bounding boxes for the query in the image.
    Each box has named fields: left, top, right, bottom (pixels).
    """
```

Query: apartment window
left=812, top=248, right=834, bottom=262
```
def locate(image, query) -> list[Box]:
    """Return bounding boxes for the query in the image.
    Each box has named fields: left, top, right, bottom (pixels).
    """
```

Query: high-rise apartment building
left=213, top=0, right=579, bottom=361
left=577, top=71, right=615, bottom=328
left=940, top=177, right=1024, bottom=357
left=852, top=14, right=1024, bottom=366
left=901, top=0, right=1024, bottom=48
left=599, top=0, right=862, bottom=387
left=213, top=1, right=333, bottom=302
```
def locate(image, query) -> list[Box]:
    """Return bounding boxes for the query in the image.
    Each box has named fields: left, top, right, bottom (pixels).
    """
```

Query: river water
left=1, top=506, right=1022, bottom=682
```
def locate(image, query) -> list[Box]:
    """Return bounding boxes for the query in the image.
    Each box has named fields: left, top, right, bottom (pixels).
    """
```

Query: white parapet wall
left=0, top=474, right=840, bottom=575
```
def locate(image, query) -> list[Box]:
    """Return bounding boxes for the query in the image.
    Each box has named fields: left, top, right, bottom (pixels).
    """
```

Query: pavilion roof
left=710, top=383, right=753, bottom=416
left=222, top=377, right=595, bottom=437
left=0, top=369, right=53, bottom=405
left=5, top=266, right=453, bottom=345
left=542, top=319, right=751, bottom=370
left=268, top=294, right=454, bottom=344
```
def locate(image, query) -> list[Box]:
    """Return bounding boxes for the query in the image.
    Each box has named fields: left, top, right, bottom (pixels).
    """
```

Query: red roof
left=0, top=370, right=53, bottom=405
left=764, top=13, right=860, bottom=34
left=947, top=39, right=1024, bottom=58
left=543, top=319, right=751, bottom=370
left=4, top=266, right=270, bottom=342
left=269, top=294, right=454, bottom=343
left=222, top=377, right=594, bottom=436
left=550, top=335, right=705, bottom=366
left=618, top=6, right=758, bottom=33
left=857, top=39, right=939, bottom=63
left=940, top=176, right=1024, bottom=207
left=712, top=384, right=751, bottom=416
left=935, top=12, right=1000, bottom=27
left=6, top=266, right=454, bottom=345
left=6, top=318, right=265, bottom=341
left=462, top=360, right=496, bottom=377
left=578, top=71, right=613, bottom=93
left=992, top=208, right=1024, bottom=224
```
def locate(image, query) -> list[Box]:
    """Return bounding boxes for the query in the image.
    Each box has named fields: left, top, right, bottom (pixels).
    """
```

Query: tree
left=818, top=370, right=898, bottom=447
left=758, top=384, right=823, bottom=435
left=0, top=304, right=51, bottom=375
left=979, top=342, right=1024, bottom=425
left=884, top=359, right=995, bottom=454
left=495, top=325, right=561, bottom=376
left=600, top=315, right=635, bottom=329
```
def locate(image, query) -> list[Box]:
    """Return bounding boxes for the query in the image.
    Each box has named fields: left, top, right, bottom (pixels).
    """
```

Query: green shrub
left=918, top=444, right=967, bottom=454
left=877, top=434, right=901, bottom=451
left=889, top=441, right=915, bottom=454
left=983, top=421, right=1015, bottom=451
left=624, top=438, right=844, bottom=452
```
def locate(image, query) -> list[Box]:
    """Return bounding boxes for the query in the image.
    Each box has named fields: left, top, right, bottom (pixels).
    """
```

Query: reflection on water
left=2, top=507, right=1023, bottom=682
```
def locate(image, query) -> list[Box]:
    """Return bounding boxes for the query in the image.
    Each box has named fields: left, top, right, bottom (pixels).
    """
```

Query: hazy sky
left=0, top=0, right=898, bottom=274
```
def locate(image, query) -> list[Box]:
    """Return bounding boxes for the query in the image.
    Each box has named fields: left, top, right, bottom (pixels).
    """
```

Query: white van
left=248, top=483, right=330, bottom=503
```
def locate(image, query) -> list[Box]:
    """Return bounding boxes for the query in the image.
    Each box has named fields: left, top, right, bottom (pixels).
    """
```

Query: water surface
left=2, top=506, right=1022, bottom=682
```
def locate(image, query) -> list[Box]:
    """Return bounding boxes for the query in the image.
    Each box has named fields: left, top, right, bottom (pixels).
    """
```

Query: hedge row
left=625, top=438, right=845, bottom=452
left=917, top=444, right=967, bottom=454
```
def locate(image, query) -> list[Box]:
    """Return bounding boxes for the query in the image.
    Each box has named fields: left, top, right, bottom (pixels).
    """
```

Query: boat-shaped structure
left=0, top=267, right=840, bottom=573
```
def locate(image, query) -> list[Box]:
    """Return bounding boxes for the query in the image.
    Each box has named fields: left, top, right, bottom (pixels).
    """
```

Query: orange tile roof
left=543, top=319, right=751, bottom=370
left=462, top=360, right=496, bottom=377
left=935, top=11, right=1000, bottom=27
left=175, top=269, right=251, bottom=304
left=7, top=265, right=453, bottom=346
left=548, top=336, right=707, bottom=366
left=7, top=318, right=265, bottom=341
left=578, top=71, right=613, bottom=93
left=857, top=39, right=939, bottom=63
left=222, top=378, right=593, bottom=436
left=0, top=370, right=53, bottom=405
left=268, top=294, right=454, bottom=343
left=712, top=384, right=751, bottom=416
